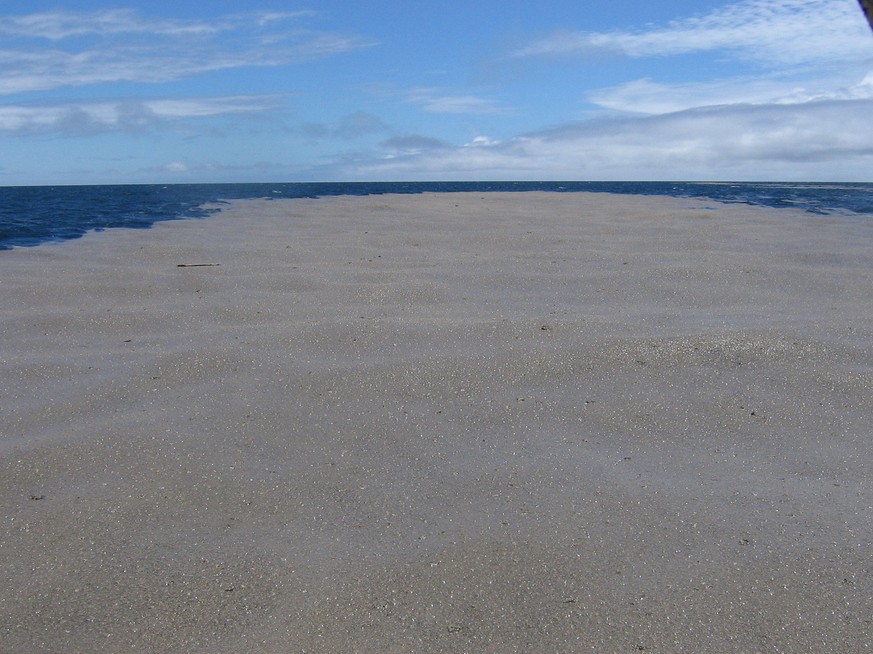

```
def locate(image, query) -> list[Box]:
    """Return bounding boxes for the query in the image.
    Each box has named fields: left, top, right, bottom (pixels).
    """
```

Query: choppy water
left=1, top=181, right=871, bottom=250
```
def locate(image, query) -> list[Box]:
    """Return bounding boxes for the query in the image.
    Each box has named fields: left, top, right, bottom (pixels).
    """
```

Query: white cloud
left=465, top=135, right=501, bottom=147
left=147, top=96, right=287, bottom=118
left=515, top=0, right=872, bottom=67
left=255, top=11, right=317, bottom=27
left=0, top=95, right=285, bottom=135
left=349, top=99, right=873, bottom=181
left=0, top=8, right=319, bottom=40
left=405, top=88, right=507, bottom=114
left=0, top=9, right=375, bottom=95
left=589, top=70, right=873, bottom=114
left=164, top=161, right=188, bottom=173
left=0, top=9, right=219, bottom=40
left=501, top=0, right=873, bottom=182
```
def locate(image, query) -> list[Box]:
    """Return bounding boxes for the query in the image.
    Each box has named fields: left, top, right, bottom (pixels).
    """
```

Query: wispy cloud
left=349, top=98, right=873, bottom=181
left=378, top=135, right=451, bottom=158
left=163, top=161, right=189, bottom=173
left=405, top=88, right=507, bottom=114
left=589, top=71, right=873, bottom=114
left=505, top=0, right=873, bottom=179
left=0, top=8, right=220, bottom=39
left=514, top=0, right=872, bottom=67
left=0, top=95, right=285, bottom=135
left=0, top=8, right=318, bottom=40
left=0, top=9, right=374, bottom=95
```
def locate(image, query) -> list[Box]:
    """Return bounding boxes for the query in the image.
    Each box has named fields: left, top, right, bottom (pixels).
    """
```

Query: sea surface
left=1, top=181, right=872, bottom=251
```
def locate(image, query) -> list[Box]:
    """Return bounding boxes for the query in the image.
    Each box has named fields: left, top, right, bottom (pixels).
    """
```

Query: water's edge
left=2, top=181, right=871, bottom=250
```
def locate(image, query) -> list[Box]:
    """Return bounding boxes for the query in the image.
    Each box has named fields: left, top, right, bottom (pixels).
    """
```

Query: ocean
left=1, top=181, right=872, bottom=251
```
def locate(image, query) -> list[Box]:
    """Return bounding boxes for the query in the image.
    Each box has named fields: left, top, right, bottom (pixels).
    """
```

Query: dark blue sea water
left=1, top=181, right=872, bottom=250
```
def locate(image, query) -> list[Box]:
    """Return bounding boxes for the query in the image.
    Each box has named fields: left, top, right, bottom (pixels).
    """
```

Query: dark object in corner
left=860, top=0, right=873, bottom=30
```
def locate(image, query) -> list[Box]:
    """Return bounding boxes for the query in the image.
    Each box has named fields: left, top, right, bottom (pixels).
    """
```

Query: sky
left=1, top=0, right=872, bottom=185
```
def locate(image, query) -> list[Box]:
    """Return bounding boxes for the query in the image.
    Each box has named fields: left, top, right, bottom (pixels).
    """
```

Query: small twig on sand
left=177, top=263, right=220, bottom=267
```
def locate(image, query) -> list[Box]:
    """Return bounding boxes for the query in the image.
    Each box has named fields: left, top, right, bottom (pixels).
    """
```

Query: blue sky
left=1, top=0, right=872, bottom=185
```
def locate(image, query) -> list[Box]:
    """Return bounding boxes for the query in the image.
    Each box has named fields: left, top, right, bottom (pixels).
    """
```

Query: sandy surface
left=1, top=191, right=872, bottom=652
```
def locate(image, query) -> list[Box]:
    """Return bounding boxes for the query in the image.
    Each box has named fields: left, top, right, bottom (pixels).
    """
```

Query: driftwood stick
left=177, top=263, right=220, bottom=267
